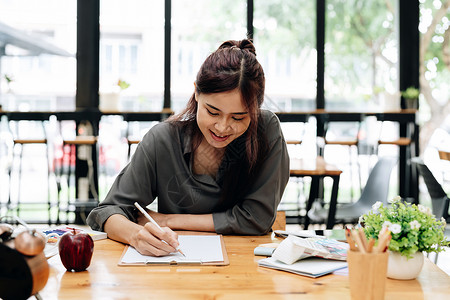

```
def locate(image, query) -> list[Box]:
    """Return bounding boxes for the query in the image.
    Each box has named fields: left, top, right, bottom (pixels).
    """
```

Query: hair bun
left=218, top=39, right=257, bottom=56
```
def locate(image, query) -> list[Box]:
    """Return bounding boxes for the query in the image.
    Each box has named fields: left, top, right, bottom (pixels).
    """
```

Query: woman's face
left=196, top=89, right=251, bottom=149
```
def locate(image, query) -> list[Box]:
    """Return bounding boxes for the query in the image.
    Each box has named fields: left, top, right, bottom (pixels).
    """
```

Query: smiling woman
left=86, top=39, right=290, bottom=257
left=196, top=89, right=250, bottom=147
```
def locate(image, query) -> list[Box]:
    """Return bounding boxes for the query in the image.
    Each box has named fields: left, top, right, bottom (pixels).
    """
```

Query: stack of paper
left=271, top=234, right=348, bottom=264
left=258, top=256, right=347, bottom=278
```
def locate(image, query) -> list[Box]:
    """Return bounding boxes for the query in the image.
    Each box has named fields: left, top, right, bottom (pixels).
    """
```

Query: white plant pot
left=100, top=92, right=120, bottom=111
left=387, top=251, right=424, bottom=280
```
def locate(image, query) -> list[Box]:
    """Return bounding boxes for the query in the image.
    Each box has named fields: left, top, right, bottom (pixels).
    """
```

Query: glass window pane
left=0, top=0, right=76, bottom=111
left=419, top=1, right=450, bottom=114
left=100, top=0, right=164, bottom=112
left=419, top=0, right=450, bottom=158
left=325, top=0, right=399, bottom=110
left=254, top=0, right=317, bottom=112
left=171, top=0, right=247, bottom=113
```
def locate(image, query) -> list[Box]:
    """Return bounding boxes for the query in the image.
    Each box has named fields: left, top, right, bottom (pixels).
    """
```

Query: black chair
left=411, top=157, right=450, bottom=264
left=412, top=158, right=449, bottom=221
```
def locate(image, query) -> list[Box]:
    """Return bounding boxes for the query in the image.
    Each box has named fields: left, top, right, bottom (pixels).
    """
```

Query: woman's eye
left=232, top=116, right=245, bottom=121
left=206, top=108, right=219, bottom=116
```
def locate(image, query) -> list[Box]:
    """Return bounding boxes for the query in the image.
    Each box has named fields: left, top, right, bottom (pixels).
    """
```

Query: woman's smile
left=210, top=130, right=230, bottom=142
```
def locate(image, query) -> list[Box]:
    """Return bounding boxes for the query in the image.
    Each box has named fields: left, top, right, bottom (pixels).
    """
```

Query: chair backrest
left=322, top=114, right=363, bottom=143
left=7, top=112, right=49, bottom=140
left=412, top=158, right=449, bottom=219
left=358, top=156, right=398, bottom=206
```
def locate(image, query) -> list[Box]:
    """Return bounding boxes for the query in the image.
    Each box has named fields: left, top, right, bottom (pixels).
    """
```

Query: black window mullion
left=247, top=0, right=254, bottom=40
left=316, top=0, right=325, bottom=111
left=164, top=0, right=172, bottom=110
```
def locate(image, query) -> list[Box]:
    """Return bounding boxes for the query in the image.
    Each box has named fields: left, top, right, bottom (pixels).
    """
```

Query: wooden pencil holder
left=347, top=250, right=389, bottom=300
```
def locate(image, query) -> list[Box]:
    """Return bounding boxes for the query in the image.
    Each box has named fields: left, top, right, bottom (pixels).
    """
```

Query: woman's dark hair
left=168, top=39, right=265, bottom=170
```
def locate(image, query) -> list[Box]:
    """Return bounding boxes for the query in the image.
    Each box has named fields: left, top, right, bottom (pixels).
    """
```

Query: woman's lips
left=210, top=130, right=230, bottom=142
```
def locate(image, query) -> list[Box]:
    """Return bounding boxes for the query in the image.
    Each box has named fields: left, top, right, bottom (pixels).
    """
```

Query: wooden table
left=37, top=235, right=449, bottom=299
left=290, top=156, right=342, bottom=229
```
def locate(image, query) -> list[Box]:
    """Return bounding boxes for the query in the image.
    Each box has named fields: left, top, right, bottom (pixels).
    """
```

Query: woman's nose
left=215, top=117, right=230, bottom=132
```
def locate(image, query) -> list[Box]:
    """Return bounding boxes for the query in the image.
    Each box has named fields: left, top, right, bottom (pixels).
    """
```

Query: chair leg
left=348, top=146, right=354, bottom=200
left=297, top=177, right=305, bottom=217
left=45, top=143, right=52, bottom=225
left=66, top=144, right=76, bottom=225
left=355, top=146, right=362, bottom=194
left=16, top=144, right=24, bottom=218
left=55, top=145, right=64, bottom=225
left=7, top=144, right=16, bottom=216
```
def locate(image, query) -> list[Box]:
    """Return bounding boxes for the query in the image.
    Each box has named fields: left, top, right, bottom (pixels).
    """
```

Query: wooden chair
left=6, top=113, right=52, bottom=224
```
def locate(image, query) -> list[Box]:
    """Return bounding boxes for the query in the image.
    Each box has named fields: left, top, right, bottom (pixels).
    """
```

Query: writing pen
left=134, top=202, right=185, bottom=257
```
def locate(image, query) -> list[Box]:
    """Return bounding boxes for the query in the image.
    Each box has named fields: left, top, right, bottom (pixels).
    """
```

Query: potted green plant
left=401, top=87, right=420, bottom=109
left=117, top=79, right=130, bottom=91
left=359, top=196, right=448, bottom=280
left=99, top=79, right=130, bottom=111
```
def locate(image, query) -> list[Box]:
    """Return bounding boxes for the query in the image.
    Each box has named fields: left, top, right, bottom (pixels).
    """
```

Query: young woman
left=87, top=39, right=290, bottom=256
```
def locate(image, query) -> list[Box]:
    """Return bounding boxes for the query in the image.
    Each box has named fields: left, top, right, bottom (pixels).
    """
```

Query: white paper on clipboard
left=119, top=235, right=225, bottom=265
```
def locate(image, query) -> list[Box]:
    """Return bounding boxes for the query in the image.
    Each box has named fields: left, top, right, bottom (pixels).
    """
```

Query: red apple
left=58, top=229, right=94, bottom=272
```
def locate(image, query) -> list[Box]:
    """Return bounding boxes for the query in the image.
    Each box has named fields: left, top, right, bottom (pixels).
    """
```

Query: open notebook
left=119, top=235, right=229, bottom=266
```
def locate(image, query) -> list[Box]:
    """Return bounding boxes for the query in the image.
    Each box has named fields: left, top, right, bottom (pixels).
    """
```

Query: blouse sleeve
left=212, top=111, right=290, bottom=235
left=86, top=127, right=159, bottom=231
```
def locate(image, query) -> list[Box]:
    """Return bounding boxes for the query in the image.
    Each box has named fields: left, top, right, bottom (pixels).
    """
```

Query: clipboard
left=118, top=234, right=229, bottom=266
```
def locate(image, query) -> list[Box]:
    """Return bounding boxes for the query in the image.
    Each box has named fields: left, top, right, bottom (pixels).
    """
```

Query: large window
left=99, top=0, right=165, bottom=112
left=171, top=0, right=247, bottom=113
left=0, top=0, right=76, bottom=111
left=418, top=0, right=450, bottom=161
left=254, top=0, right=317, bottom=111
left=325, top=0, right=399, bottom=110
left=2, top=1, right=433, bottom=117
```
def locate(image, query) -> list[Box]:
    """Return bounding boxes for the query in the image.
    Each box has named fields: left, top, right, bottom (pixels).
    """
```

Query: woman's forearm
left=135, top=210, right=216, bottom=232
left=166, top=213, right=215, bottom=232
left=103, top=214, right=143, bottom=245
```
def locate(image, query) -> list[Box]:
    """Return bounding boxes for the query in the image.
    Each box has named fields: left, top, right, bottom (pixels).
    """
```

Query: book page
left=120, top=235, right=224, bottom=264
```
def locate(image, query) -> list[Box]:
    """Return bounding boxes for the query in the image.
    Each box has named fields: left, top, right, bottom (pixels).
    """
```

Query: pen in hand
left=134, top=202, right=186, bottom=257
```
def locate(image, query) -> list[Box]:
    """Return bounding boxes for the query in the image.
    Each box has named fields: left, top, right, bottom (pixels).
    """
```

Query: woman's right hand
left=129, top=222, right=180, bottom=256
